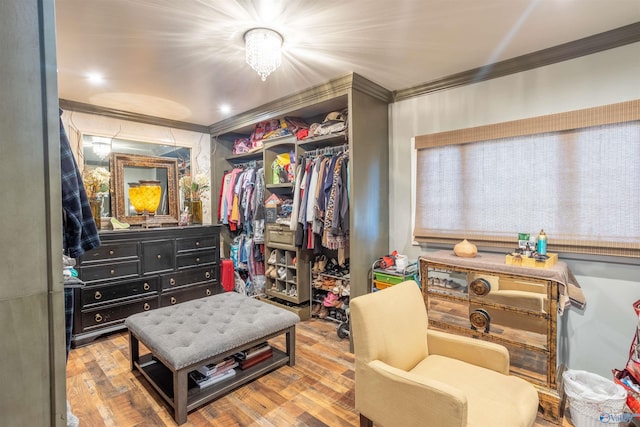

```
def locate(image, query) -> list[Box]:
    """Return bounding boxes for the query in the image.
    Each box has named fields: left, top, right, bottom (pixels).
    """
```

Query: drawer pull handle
left=470, top=309, right=491, bottom=333
left=205, top=271, right=211, bottom=279
left=196, top=257, right=200, bottom=262
left=143, top=303, right=151, bottom=311
left=470, top=278, right=491, bottom=296
left=206, top=289, right=212, bottom=296
left=170, top=297, right=177, bottom=305
left=95, top=313, right=103, bottom=323
left=94, top=291, right=102, bottom=300
left=157, top=254, right=162, bottom=259
left=195, top=241, right=200, bottom=247
left=109, top=250, right=114, bottom=255
left=143, top=283, right=150, bottom=291
left=169, top=278, right=176, bottom=286
left=110, top=269, right=115, bottom=275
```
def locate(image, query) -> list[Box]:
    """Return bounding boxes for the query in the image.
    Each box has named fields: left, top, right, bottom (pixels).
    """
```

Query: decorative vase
left=89, top=198, right=101, bottom=230
left=454, top=239, right=477, bottom=258
left=185, top=198, right=203, bottom=225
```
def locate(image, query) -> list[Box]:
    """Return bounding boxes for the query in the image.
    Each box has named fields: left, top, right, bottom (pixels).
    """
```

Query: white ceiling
left=55, top=0, right=640, bottom=126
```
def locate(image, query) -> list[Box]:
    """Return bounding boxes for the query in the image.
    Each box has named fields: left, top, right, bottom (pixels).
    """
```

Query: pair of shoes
left=341, top=283, right=351, bottom=296
left=312, top=303, right=321, bottom=315
left=313, top=255, right=328, bottom=273
left=277, top=267, right=287, bottom=280
left=267, top=252, right=277, bottom=264
left=265, top=266, right=276, bottom=279
left=319, top=306, right=329, bottom=319
left=323, top=292, right=339, bottom=307
left=289, top=285, right=297, bottom=297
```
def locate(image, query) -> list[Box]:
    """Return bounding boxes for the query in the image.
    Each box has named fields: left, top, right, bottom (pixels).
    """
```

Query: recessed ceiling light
left=86, top=72, right=105, bottom=85
left=220, top=104, right=231, bottom=114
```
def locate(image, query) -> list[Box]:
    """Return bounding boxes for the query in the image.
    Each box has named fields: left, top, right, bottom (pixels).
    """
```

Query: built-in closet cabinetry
left=210, top=73, right=391, bottom=313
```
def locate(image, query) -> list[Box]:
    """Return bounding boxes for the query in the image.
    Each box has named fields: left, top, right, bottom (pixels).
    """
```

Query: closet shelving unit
left=210, top=73, right=392, bottom=319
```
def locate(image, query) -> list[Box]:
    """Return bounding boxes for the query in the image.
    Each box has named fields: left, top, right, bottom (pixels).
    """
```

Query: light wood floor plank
left=67, top=318, right=574, bottom=426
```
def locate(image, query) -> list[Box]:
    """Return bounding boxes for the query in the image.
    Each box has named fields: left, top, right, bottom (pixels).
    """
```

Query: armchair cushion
left=357, top=359, right=467, bottom=427
left=411, top=355, right=539, bottom=427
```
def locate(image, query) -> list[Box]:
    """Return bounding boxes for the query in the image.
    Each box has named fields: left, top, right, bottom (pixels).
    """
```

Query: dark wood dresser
left=72, top=225, right=221, bottom=347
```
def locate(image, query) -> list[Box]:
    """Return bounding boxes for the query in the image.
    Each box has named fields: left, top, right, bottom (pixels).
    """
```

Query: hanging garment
left=290, top=162, right=304, bottom=231
left=60, top=110, right=100, bottom=257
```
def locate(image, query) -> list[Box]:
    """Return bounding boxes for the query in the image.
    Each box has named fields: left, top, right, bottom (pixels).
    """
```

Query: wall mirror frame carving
left=111, top=153, right=180, bottom=226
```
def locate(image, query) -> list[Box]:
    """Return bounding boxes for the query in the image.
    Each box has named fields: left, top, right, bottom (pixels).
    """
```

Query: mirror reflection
left=124, top=169, right=168, bottom=216
left=82, top=134, right=191, bottom=218
left=111, top=153, right=180, bottom=226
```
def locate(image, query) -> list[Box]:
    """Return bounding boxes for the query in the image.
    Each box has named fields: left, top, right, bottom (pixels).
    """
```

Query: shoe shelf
left=263, top=244, right=310, bottom=316
left=310, top=256, right=351, bottom=323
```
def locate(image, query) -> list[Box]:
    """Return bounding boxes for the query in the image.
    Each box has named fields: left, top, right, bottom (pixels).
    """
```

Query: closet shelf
left=263, top=134, right=297, bottom=148
left=297, top=131, right=347, bottom=149
left=227, top=150, right=263, bottom=162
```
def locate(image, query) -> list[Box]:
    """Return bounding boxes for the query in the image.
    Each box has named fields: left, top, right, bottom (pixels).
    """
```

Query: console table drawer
left=81, top=296, right=158, bottom=330
left=79, top=242, right=138, bottom=263
left=79, top=260, right=139, bottom=283
left=176, top=251, right=216, bottom=269
left=81, top=277, right=158, bottom=307
left=161, top=266, right=216, bottom=289
left=176, top=236, right=216, bottom=252
left=160, top=283, right=221, bottom=306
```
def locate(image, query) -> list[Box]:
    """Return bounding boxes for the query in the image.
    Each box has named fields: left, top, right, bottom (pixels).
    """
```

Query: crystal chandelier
left=244, top=28, right=283, bottom=81
left=92, top=136, right=111, bottom=160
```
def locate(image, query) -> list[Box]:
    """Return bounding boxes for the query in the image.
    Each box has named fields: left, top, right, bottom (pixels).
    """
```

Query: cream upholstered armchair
left=350, top=281, right=539, bottom=427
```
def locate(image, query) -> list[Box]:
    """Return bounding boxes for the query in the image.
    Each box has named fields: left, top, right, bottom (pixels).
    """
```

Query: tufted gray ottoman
left=125, top=291, right=299, bottom=425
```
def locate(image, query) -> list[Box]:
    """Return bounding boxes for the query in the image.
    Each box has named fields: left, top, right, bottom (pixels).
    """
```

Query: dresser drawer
left=142, top=240, right=176, bottom=274
left=81, top=296, right=158, bottom=331
left=81, top=277, right=158, bottom=307
left=79, top=241, right=138, bottom=263
left=266, top=224, right=294, bottom=247
left=468, top=303, right=548, bottom=347
left=176, top=250, right=216, bottom=269
left=176, top=236, right=217, bottom=252
left=161, top=282, right=222, bottom=306
left=468, top=272, right=549, bottom=314
left=161, top=266, right=216, bottom=289
left=79, top=260, right=139, bottom=283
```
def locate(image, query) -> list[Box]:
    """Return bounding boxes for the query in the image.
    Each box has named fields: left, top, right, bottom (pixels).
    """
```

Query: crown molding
left=393, top=22, right=640, bottom=102
left=58, top=99, right=210, bottom=134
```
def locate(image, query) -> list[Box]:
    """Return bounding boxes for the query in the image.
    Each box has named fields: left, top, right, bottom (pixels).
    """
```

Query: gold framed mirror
left=111, top=153, right=179, bottom=226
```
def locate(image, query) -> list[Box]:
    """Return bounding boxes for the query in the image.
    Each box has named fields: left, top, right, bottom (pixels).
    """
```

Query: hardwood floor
left=66, top=318, right=573, bottom=426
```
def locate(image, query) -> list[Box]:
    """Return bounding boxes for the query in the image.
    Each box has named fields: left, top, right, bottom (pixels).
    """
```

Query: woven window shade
left=414, top=100, right=640, bottom=258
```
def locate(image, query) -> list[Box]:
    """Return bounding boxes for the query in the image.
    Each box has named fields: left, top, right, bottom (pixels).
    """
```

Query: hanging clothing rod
left=304, top=143, right=349, bottom=158
left=235, top=159, right=263, bottom=169
left=224, top=159, right=263, bottom=174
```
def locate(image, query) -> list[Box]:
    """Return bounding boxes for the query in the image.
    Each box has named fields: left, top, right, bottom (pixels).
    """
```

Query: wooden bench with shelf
left=125, top=291, right=299, bottom=425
